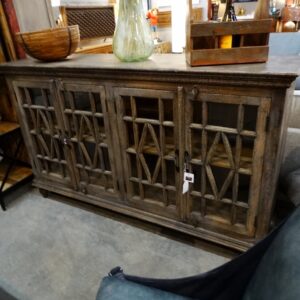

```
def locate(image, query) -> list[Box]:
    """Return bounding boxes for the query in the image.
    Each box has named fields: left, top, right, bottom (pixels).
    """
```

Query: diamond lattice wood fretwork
left=138, top=123, right=162, bottom=184
left=59, top=84, right=117, bottom=194
left=14, top=82, right=72, bottom=184
left=186, top=92, right=270, bottom=236
left=206, top=132, right=235, bottom=200
left=116, top=87, right=181, bottom=219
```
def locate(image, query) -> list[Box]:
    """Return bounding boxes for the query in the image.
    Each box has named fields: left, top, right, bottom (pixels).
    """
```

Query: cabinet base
left=33, top=180, right=255, bottom=252
left=39, top=188, right=49, bottom=198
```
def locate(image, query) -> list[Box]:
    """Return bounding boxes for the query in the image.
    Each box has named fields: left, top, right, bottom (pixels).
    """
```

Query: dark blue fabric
left=96, top=276, right=192, bottom=300
left=122, top=222, right=284, bottom=300
left=96, top=220, right=284, bottom=300
left=268, top=32, right=300, bottom=90
left=242, top=205, right=300, bottom=300
left=97, top=206, right=300, bottom=300
left=269, top=33, right=300, bottom=56
left=0, top=286, right=17, bottom=300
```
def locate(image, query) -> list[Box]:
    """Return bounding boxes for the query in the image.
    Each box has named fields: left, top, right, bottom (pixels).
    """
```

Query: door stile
left=176, top=86, right=186, bottom=220
left=53, top=79, right=79, bottom=190
left=246, top=97, right=270, bottom=236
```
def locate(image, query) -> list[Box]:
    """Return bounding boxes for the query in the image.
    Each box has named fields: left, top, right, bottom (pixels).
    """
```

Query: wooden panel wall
left=157, top=8, right=202, bottom=28
left=158, top=10, right=171, bottom=28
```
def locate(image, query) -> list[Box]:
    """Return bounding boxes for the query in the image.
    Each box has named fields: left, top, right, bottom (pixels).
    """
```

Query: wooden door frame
left=184, top=88, right=271, bottom=237
left=113, top=86, right=184, bottom=220
left=55, top=80, right=121, bottom=198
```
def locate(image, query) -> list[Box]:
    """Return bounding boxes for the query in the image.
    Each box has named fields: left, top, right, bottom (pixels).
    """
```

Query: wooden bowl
left=15, top=25, right=80, bottom=62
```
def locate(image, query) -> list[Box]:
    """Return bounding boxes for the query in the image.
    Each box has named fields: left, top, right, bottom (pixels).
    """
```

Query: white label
left=182, top=180, right=189, bottom=194
left=184, top=172, right=194, bottom=183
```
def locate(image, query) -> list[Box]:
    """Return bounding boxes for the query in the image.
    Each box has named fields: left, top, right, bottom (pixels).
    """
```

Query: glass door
left=115, top=86, right=184, bottom=220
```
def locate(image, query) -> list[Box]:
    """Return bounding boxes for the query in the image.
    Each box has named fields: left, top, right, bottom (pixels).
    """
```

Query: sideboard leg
left=0, top=195, right=6, bottom=211
left=39, top=188, right=49, bottom=198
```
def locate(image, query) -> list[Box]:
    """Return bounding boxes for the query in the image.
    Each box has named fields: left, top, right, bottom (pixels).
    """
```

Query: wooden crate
left=186, top=2, right=273, bottom=66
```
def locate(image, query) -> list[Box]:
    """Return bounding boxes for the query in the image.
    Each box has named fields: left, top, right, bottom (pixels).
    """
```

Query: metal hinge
left=265, top=115, right=270, bottom=132
left=254, top=215, right=258, bottom=229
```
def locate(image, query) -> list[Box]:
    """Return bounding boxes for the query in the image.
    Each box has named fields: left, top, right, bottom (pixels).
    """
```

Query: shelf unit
left=0, top=121, right=32, bottom=210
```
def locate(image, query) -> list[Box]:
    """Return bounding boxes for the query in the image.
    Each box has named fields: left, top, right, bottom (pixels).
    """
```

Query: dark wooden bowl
left=15, top=25, right=80, bottom=61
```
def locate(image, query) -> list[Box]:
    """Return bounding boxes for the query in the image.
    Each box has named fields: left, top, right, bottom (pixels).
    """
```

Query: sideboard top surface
left=0, top=54, right=298, bottom=87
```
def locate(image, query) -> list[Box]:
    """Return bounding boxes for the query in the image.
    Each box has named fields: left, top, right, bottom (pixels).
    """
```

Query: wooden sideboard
left=0, top=54, right=297, bottom=251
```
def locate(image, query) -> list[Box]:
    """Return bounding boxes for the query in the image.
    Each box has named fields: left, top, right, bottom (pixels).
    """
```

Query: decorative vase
left=113, top=0, right=154, bottom=62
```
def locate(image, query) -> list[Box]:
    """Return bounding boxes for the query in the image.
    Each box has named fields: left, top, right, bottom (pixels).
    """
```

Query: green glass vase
left=113, top=0, right=154, bottom=62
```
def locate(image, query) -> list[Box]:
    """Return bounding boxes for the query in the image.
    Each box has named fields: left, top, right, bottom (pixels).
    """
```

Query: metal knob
left=190, top=86, right=199, bottom=100
left=60, top=135, right=70, bottom=146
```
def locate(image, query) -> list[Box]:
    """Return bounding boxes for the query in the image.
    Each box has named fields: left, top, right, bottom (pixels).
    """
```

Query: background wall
left=218, top=2, right=257, bottom=18
left=12, top=0, right=258, bottom=45
left=60, top=0, right=114, bottom=5
left=13, top=0, right=54, bottom=31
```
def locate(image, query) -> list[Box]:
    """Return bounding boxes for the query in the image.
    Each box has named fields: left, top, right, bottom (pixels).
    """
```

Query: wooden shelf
left=0, top=159, right=32, bottom=192
left=189, top=123, right=256, bottom=137
left=126, top=143, right=175, bottom=159
left=0, top=121, right=19, bottom=136
left=129, top=177, right=176, bottom=191
left=190, top=190, right=249, bottom=209
left=190, top=144, right=253, bottom=175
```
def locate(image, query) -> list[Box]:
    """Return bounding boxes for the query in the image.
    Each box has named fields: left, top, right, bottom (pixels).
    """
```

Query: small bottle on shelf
left=222, top=0, right=237, bottom=22
left=211, top=0, right=220, bottom=21
left=219, top=0, right=237, bottom=49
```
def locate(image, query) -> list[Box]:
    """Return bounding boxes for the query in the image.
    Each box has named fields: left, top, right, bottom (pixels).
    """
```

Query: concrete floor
left=0, top=185, right=231, bottom=300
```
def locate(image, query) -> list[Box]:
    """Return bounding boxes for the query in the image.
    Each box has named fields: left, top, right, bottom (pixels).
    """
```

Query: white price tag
left=182, top=180, right=189, bottom=194
left=182, top=171, right=194, bottom=194
left=184, top=172, right=194, bottom=183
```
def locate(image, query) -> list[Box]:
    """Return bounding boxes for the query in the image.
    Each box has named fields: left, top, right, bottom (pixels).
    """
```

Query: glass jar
left=113, top=0, right=154, bottom=62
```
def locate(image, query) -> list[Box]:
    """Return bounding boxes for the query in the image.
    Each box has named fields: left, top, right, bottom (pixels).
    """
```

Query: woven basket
left=15, top=25, right=80, bottom=62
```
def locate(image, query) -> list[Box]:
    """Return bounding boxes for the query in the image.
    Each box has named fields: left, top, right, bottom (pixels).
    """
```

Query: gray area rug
left=0, top=187, right=229, bottom=300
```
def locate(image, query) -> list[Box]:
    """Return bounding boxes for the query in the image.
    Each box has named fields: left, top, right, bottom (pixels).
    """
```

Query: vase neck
left=118, top=0, right=144, bottom=15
